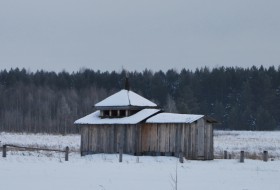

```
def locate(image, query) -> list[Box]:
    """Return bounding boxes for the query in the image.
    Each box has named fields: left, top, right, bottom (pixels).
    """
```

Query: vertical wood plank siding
left=80, top=118, right=214, bottom=160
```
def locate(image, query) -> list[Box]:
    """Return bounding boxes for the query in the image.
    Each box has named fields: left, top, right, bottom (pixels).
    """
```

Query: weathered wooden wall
left=80, top=124, right=141, bottom=156
left=79, top=118, right=213, bottom=160
left=140, top=118, right=213, bottom=160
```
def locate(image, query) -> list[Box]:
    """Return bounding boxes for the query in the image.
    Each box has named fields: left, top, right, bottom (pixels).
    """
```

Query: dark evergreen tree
left=0, top=66, right=279, bottom=133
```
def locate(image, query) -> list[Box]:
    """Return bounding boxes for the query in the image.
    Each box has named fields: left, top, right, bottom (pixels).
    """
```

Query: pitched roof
left=74, top=108, right=161, bottom=125
left=146, top=113, right=204, bottom=123
left=95, top=89, right=157, bottom=108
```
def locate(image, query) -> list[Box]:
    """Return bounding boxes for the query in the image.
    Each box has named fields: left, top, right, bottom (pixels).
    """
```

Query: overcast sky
left=0, top=0, right=279, bottom=73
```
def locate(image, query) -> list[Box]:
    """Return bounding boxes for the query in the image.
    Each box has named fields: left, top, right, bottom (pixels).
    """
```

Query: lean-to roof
left=146, top=113, right=204, bottom=123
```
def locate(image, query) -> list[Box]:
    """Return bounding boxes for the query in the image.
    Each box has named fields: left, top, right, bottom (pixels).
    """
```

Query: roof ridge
left=94, top=89, right=157, bottom=107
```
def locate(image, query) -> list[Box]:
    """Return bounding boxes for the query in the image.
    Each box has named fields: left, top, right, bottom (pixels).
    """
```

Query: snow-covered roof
left=146, top=113, right=204, bottom=124
left=95, top=89, right=157, bottom=108
left=74, top=109, right=161, bottom=125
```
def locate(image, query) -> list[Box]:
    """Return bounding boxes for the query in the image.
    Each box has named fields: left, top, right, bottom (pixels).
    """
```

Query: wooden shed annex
left=74, top=88, right=217, bottom=160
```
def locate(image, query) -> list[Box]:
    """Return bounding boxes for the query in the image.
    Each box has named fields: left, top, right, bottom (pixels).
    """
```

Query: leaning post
left=65, top=146, right=69, bottom=161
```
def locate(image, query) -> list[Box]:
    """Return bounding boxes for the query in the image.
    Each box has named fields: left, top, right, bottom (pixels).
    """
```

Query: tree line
left=0, top=66, right=279, bottom=133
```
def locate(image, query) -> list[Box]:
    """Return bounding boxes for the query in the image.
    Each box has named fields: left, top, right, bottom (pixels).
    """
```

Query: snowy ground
left=1, top=154, right=280, bottom=190
left=0, top=132, right=80, bottom=152
left=1, top=131, right=280, bottom=190
left=214, top=130, right=280, bottom=159
left=1, top=130, right=280, bottom=159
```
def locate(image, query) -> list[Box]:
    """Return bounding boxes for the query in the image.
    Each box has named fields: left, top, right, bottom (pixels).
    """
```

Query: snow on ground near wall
left=1, top=154, right=280, bottom=190
left=1, top=130, right=280, bottom=158
left=214, top=130, right=280, bottom=159
left=1, top=131, right=280, bottom=190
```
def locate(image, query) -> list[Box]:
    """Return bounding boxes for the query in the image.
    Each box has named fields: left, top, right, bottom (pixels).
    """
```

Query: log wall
left=80, top=118, right=214, bottom=160
left=80, top=124, right=141, bottom=156
left=140, top=119, right=213, bottom=160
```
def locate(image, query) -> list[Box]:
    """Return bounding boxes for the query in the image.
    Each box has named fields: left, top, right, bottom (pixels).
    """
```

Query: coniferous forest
left=0, top=66, right=279, bottom=133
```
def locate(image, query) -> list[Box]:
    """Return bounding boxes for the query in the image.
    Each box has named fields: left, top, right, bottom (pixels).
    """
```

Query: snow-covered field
left=214, top=130, right=280, bottom=159
left=1, top=130, right=280, bottom=159
left=1, top=153, right=280, bottom=190
left=1, top=130, right=280, bottom=190
left=0, top=132, right=80, bottom=152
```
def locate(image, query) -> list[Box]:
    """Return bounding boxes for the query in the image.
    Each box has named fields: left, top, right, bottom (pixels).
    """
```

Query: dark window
left=120, top=110, right=126, bottom=117
left=111, top=110, right=118, bottom=117
left=103, top=110, right=109, bottom=117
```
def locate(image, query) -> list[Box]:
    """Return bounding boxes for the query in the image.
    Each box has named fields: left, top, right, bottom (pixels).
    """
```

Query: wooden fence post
left=179, top=152, right=184, bottom=163
left=224, top=151, right=227, bottom=159
left=228, top=154, right=231, bottom=159
left=2, top=145, right=7, bottom=158
left=119, top=147, right=123, bottom=163
left=263, top=151, right=268, bottom=162
left=65, top=146, right=69, bottom=161
left=240, top=151, right=244, bottom=163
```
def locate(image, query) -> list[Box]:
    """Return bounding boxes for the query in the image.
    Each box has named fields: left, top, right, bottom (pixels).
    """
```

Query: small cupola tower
left=94, top=78, right=157, bottom=118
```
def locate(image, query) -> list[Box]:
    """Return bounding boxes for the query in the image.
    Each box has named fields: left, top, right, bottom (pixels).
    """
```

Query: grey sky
left=0, top=0, right=279, bottom=73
